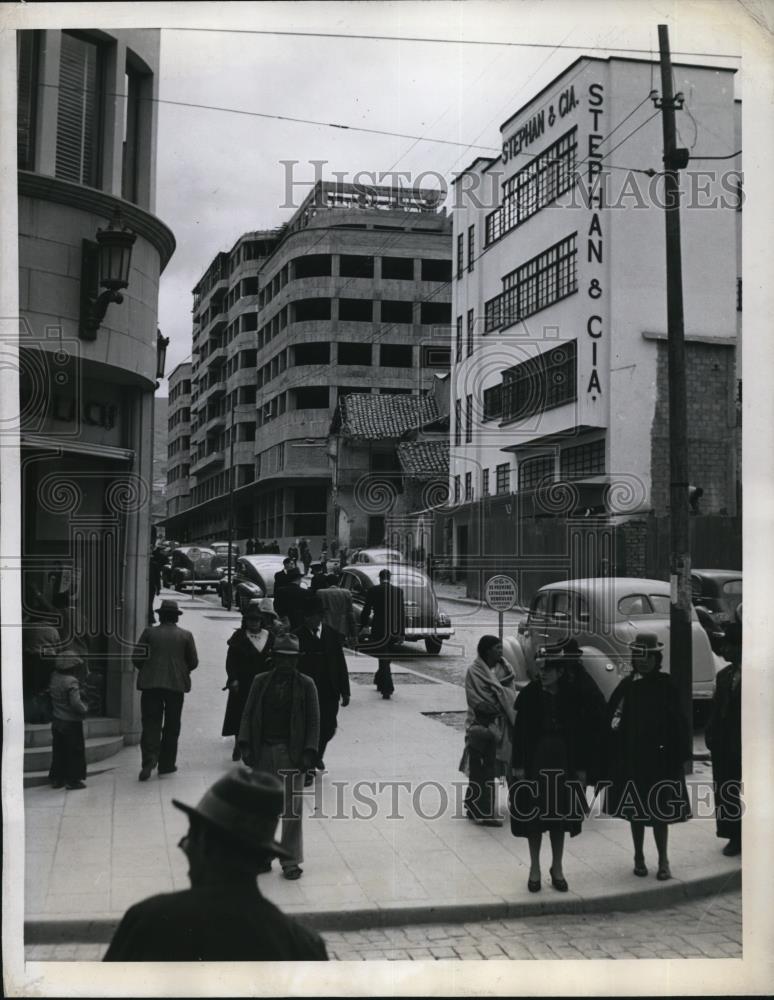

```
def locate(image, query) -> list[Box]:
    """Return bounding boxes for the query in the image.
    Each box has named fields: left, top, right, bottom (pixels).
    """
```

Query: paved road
left=25, top=889, right=741, bottom=962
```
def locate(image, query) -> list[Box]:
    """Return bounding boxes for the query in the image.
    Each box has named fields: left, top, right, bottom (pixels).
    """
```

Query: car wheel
left=424, top=637, right=443, bottom=655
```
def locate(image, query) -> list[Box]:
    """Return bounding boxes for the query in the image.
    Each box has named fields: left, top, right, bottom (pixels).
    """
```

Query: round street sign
left=484, top=574, right=518, bottom=612
left=187, top=547, right=202, bottom=562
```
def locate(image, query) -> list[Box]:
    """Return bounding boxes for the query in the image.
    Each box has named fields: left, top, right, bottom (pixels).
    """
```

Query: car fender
left=578, top=645, right=628, bottom=701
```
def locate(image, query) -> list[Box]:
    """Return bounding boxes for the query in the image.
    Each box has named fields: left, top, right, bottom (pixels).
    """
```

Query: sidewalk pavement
left=24, top=595, right=740, bottom=943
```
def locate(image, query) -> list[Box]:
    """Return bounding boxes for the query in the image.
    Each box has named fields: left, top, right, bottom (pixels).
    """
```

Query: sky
left=150, top=0, right=754, bottom=387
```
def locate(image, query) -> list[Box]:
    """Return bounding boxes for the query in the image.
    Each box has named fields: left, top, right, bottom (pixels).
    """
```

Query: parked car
left=219, top=555, right=309, bottom=613
left=504, top=577, right=722, bottom=704
left=170, top=546, right=222, bottom=594
left=339, top=563, right=454, bottom=654
left=350, top=548, right=405, bottom=566
left=210, top=542, right=241, bottom=566
left=691, top=569, right=742, bottom=626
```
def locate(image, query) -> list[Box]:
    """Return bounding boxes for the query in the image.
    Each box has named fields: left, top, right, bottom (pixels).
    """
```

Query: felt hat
left=272, top=633, right=300, bottom=656
left=156, top=599, right=183, bottom=617
left=173, top=769, right=292, bottom=860
left=628, top=631, right=664, bottom=652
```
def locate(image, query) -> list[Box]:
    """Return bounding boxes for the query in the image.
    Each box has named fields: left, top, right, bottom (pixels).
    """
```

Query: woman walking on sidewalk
left=48, top=648, right=89, bottom=790
left=460, top=635, right=517, bottom=825
left=509, top=651, right=593, bottom=893
left=602, top=632, right=692, bottom=881
left=221, top=599, right=277, bottom=761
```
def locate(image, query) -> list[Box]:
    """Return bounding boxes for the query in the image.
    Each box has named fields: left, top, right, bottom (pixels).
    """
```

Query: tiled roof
left=397, top=440, right=450, bottom=478
left=337, top=393, right=440, bottom=440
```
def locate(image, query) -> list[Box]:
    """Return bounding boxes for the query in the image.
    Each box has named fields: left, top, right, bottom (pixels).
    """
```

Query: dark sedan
left=339, top=564, right=454, bottom=654
left=220, top=555, right=308, bottom=612
left=170, top=546, right=221, bottom=593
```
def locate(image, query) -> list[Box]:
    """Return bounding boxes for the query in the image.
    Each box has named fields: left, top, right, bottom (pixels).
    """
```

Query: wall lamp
left=80, top=211, right=137, bottom=340
left=156, top=330, right=170, bottom=380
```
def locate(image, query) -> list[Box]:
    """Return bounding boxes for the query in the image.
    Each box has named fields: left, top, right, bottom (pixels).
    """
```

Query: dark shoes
left=477, top=817, right=504, bottom=827
left=633, top=857, right=648, bottom=877
left=381, top=693, right=392, bottom=699
left=527, top=877, right=541, bottom=893
left=549, top=868, right=568, bottom=892
left=282, top=866, right=303, bottom=880
left=138, top=764, right=154, bottom=782
left=722, top=839, right=741, bottom=857
left=158, top=766, right=178, bottom=775
left=656, top=863, right=672, bottom=881
left=66, top=781, right=86, bottom=790
left=51, top=782, right=65, bottom=790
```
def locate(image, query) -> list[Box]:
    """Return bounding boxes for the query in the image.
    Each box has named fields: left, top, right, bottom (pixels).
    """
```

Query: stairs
left=24, top=717, right=124, bottom=788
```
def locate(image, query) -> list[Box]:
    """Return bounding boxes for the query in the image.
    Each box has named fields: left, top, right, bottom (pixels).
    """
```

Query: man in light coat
left=132, top=599, right=198, bottom=782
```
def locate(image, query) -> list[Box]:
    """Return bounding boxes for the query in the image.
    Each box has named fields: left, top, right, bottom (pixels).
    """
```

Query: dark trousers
left=49, top=719, right=86, bottom=785
left=464, top=727, right=497, bottom=820
left=317, top=696, right=339, bottom=764
left=140, top=689, right=184, bottom=770
left=373, top=659, right=394, bottom=695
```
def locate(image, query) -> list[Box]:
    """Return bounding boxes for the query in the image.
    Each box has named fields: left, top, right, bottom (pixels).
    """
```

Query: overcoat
left=294, top=623, right=350, bottom=746
left=221, top=628, right=275, bottom=736
left=238, top=669, right=319, bottom=769
left=705, top=663, right=742, bottom=840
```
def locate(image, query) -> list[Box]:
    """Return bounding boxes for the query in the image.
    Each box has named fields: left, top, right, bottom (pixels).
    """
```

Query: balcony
left=191, top=449, right=225, bottom=475
left=205, top=411, right=227, bottom=433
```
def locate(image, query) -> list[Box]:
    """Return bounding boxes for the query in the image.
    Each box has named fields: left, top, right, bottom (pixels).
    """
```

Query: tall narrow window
left=56, top=32, right=104, bottom=187
left=456, top=233, right=464, bottom=279
left=466, top=309, right=474, bottom=357
left=122, top=65, right=143, bottom=202
left=465, top=394, right=473, bottom=444
left=454, top=399, right=462, bottom=446
left=17, top=31, right=40, bottom=171
left=467, top=225, right=475, bottom=272
left=455, top=316, right=462, bottom=364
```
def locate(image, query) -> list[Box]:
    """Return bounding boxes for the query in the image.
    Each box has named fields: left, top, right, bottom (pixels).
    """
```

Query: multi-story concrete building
left=448, top=55, right=741, bottom=580
left=162, top=182, right=452, bottom=550
left=16, top=28, right=174, bottom=749
left=165, top=361, right=192, bottom=520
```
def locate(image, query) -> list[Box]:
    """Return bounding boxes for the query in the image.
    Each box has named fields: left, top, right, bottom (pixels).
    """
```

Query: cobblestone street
left=26, top=890, right=741, bottom=962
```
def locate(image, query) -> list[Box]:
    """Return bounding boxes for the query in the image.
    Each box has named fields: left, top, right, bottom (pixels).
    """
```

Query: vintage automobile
left=170, top=546, right=222, bottom=594
left=691, top=569, right=742, bottom=626
left=349, top=548, right=405, bottom=566
left=219, top=555, right=309, bottom=613
left=339, top=563, right=454, bottom=654
left=503, top=577, right=722, bottom=705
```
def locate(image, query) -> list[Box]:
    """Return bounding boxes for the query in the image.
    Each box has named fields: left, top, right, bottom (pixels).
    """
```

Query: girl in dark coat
left=509, top=654, right=593, bottom=894
left=602, top=632, right=692, bottom=881
left=705, top=622, right=742, bottom=856
left=222, top=601, right=277, bottom=760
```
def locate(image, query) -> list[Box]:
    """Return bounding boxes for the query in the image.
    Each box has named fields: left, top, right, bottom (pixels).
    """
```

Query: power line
left=163, top=25, right=741, bottom=60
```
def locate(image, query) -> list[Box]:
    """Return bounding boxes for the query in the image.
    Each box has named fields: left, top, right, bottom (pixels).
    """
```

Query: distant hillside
left=151, top=397, right=168, bottom=522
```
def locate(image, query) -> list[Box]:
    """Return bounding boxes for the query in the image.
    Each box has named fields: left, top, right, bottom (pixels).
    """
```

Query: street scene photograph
left=1, top=0, right=772, bottom=996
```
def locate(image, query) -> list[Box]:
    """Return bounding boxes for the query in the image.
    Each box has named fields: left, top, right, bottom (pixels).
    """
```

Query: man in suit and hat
left=359, top=568, right=405, bottom=699
left=132, top=599, right=199, bottom=782
left=238, top=634, right=319, bottom=880
left=103, top=769, right=327, bottom=961
left=273, top=566, right=307, bottom=631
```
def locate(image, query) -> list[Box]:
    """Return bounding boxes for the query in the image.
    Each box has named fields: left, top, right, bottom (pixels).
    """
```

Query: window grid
left=485, top=128, right=578, bottom=246
left=484, top=234, right=577, bottom=333
left=496, top=463, right=510, bottom=495
left=560, top=439, right=605, bottom=480
left=454, top=475, right=461, bottom=504
left=467, top=225, right=475, bottom=272
left=518, top=454, right=555, bottom=491
left=465, top=472, right=473, bottom=502
left=501, top=340, right=577, bottom=423
left=482, top=384, right=502, bottom=421
left=482, top=468, right=490, bottom=497
left=455, top=316, right=463, bottom=364
left=456, top=233, right=464, bottom=279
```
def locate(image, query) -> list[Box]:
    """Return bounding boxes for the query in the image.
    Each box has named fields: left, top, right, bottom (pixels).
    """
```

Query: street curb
left=24, top=868, right=740, bottom=943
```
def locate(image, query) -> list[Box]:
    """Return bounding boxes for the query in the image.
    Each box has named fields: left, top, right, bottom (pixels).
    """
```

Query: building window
left=466, top=309, right=474, bottom=358
left=465, top=394, right=473, bottom=444
left=380, top=344, right=413, bottom=368
left=421, top=345, right=451, bottom=369
left=467, top=225, right=475, bottom=272
left=465, top=472, right=473, bottom=502
left=382, top=256, right=414, bottom=280
left=421, top=302, right=451, bottom=325
left=484, top=234, right=578, bottom=332
left=293, top=298, right=331, bottom=322
left=292, top=386, right=329, bottom=410
left=56, top=32, right=105, bottom=187
left=455, top=316, right=462, bottom=364
left=338, top=298, right=373, bottom=322
left=496, top=463, right=510, bottom=495
left=456, top=233, right=464, bottom=279
left=454, top=399, right=462, bottom=446
left=17, top=31, right=40, bottom=171
left=737, top=277, right=742, bottom=312
left=560, top=439, right=605, bottom=480
left=292, top=254, right=332, bottom=279
left=121, top=62, right=147, bottom=203
left=293, top=342, right=330, bottom=365
left=421, top=258, right=452, bottom=282
left=485, top=128, right=578, bottom=245
left=380, top=300, right=413, bottom=324
left=454, top=475, right=461, bottom=504
left=338, top=342, right=372, bottom=366
left=482, top=468, right=490, bottom=496
left=518, top=454, right=555, bottom=491
left=502, top=340, right=577, bottom=423
left=482, top=384, right=502, bottom=421
left=339, top=254, right=374, bottom=278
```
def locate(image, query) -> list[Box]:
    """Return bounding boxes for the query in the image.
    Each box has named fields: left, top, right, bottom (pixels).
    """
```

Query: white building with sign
left=449, top=55, right=741, bottom=571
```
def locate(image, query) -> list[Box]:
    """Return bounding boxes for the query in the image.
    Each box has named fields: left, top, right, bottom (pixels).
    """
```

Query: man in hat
left=273, top=566, right=306, bottom=631
left=705, top=621, right=742, bottom=856
left=317, top=574, right=358, bottom=649
left=294, top=596, right=351, bottom=784
left=238, top=634, right=319, bottom=880
left=132, top=599, right=199, bottom=782
left=273, top=556, right=295, bottom=594
left=359, top=568, right=405, bottom=699
left=103, top=769, right=327, bottom=961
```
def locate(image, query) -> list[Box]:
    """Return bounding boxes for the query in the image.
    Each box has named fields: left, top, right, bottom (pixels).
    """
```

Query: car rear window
left=618, top=594, right=670, bottom=616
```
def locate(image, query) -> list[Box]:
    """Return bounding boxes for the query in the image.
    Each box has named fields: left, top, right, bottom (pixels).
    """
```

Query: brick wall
left=650, top=341, right=738, bottom=516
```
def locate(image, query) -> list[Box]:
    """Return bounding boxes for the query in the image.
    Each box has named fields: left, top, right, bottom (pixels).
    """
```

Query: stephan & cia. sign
left=501, top=84, right=580, bottom=163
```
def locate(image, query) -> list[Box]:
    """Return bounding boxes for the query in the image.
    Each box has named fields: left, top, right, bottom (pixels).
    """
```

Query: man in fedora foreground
left=238, top=633, right=319, bottom=880
left=132, top=599, right=199, bottom=782
left=103, top=770, right=327, bottom=961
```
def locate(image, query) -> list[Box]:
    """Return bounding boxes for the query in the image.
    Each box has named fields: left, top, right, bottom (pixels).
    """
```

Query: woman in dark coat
left=222, top=600, right=277, bottom=760
left=509, top=653, right=593, bottom=894
left=602, top=632, right=692, bottom=881
left=705, top=621, right=742, bottom=856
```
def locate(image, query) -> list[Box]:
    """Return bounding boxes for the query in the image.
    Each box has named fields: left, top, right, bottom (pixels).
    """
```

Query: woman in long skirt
left=222, top=599, right=277, bottom=760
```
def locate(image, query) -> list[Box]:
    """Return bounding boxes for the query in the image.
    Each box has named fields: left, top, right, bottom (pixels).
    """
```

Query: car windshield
left=617, top=594, right=671, bottom=616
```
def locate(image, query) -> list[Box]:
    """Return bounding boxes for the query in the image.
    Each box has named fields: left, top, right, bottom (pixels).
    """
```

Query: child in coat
left=49, top=648, right=89, bottom=790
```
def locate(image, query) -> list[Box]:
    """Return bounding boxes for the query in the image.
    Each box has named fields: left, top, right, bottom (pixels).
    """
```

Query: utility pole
left=656, top=23, right=693, bottom=754
left=226, top=396, right=236, bottom=610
